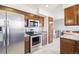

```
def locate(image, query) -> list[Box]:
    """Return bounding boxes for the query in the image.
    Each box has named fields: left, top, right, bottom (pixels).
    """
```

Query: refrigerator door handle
left=6, top=20, right=9, bottom=46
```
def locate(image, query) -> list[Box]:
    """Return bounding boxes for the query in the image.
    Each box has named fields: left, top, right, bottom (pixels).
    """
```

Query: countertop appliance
left=0, top=10, right=25, bottom=54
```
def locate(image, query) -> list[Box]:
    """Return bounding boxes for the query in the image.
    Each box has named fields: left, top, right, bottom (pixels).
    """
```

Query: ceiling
left=24, top=4, right=63, bottom=13
left=3, top=4, right=74, bottom=19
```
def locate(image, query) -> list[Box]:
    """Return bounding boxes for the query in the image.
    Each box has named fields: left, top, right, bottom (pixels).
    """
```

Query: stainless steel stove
left=30, top=34, right=42, bottom=53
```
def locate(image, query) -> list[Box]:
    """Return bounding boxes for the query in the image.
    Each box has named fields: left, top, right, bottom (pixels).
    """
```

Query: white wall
left=54, top=19, right=65, bottom=31
left=54, top=19, right=79, bottom=31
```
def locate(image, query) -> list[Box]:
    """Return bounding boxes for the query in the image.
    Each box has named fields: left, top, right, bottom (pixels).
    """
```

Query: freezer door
left=7, top=12, right=25, bottom=54
left=0, top=10, right=6, bottom=54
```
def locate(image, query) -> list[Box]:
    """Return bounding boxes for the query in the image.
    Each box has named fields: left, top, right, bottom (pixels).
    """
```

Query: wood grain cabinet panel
left=76, top=5, right=79, bottom=25
left=42, top=33, right=47, bottom=46
left=60, top=38, right=75, bottom=54
left=64, top=5, right=77, bottom=26
left=24, top=36, right=30, bottom=53
left=75, top=42, right=79, bottom=53
left=75, top=47, right=79, bottom=54
left=48, top=17, right=53, bottom=44
left=60, top=38, right=79, bottom=54
left=76, top=42, right=79, bottom=47
left=38, top=16, right=44, bottom=27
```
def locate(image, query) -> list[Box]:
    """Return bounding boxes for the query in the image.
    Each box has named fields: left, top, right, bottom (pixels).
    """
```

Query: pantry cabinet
left=64, top=5, right=78, bottom=26
left=48, top=17, right=53, bottom=43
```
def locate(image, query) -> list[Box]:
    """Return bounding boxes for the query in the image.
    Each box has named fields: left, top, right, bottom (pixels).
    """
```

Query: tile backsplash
left=65, top=26, right=79, bottom=31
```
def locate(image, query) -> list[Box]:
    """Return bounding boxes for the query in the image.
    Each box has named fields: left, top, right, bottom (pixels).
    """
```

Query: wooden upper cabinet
left=25, top=13, right=44, bottom=27
left=64, top=5, right=77, bottom=26
left=76, top=5, right=79, bottom=25
left=38, top=16, right=44, bottom=27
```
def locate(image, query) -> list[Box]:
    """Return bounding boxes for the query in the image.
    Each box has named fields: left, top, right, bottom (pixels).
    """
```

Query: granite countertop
left=24, top=34, right=30, bottom=37
left=60, top=32, right=79, bottom=41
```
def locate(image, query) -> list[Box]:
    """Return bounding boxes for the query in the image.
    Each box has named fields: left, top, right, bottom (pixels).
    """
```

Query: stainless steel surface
left=0, top=10, right=25, bottom=54
left=30, top=35, right=42, bottom=53
left=7, top=12, right=25, bottom=54
left=0, top=10, right=6, bottom=54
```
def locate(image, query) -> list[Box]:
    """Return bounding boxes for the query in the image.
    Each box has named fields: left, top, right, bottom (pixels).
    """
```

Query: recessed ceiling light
left=45, top=5, right=48, bottom=7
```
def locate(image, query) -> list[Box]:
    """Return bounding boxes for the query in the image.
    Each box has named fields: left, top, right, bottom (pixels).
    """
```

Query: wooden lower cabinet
left=60, top=38, right=79, bottom=54
left=60, top=38, right=75, bottom=54
left=42, top=33, right=47, bottom=46
left=24, top=36, right=30, bottom=53
left=75, top=42, right=79, bottom=53
left=75, top=47, right=79, bottom=54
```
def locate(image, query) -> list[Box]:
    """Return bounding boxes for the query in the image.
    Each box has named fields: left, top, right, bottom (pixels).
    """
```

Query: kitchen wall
left=54, top=19, right=79, bottom=31
left=54, top=19, right=65, bottom=31
left=53, top=19, right=64, bottom=38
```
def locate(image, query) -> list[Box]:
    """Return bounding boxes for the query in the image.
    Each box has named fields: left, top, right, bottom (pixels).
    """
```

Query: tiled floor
left=32, top=38, right=60, bottom=54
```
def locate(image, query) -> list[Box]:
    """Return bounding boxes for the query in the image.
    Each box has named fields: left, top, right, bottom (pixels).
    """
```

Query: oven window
left=32, top=37, right=40, bottom=46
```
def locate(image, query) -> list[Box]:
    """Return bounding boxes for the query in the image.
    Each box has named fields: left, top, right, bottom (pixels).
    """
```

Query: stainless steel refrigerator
left=0, top=10, right=25, bottom=54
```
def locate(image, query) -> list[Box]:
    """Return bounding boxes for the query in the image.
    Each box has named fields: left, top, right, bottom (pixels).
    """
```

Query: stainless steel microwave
left=29, top=20, right=39, bottom=27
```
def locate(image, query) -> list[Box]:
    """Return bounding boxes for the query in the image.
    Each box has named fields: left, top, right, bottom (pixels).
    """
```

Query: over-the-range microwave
left=28, top=20, right=39, bottom=27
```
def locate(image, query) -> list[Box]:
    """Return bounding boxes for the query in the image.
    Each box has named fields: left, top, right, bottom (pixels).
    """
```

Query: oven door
left=32, top=36, right=40, bottom=46
left=30, top=35, right=42, bottom=53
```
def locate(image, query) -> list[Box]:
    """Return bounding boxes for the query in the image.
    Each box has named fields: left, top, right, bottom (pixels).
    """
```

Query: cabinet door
left=48, top=17, right=53, bottom=43
left=75, top=42, right=79, bottom=54
left=42, top=34, right=47, bottom=46
left=64, top=6, right=77, bottom=26
left=76, top=5, right=79, bottom=25
left=60, top=38, right=75, bottom=54
left=75, top=47, right=79, bottom=54
left=24, top=36, right=30, bottom=53
left=38, top=16, right=44, bottom=27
